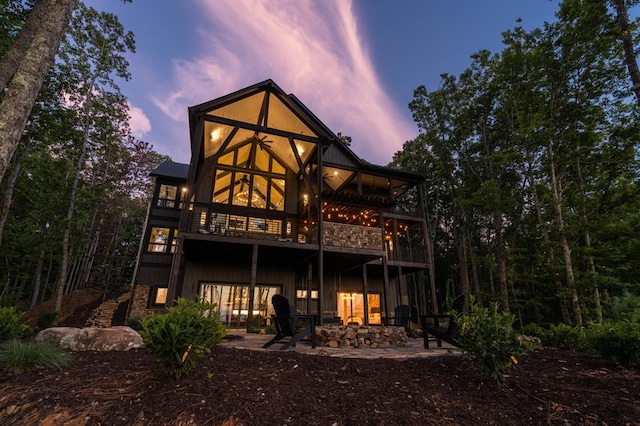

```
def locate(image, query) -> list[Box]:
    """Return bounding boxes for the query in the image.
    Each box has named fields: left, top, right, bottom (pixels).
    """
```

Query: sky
left=84, top=0, right=562, bottom=166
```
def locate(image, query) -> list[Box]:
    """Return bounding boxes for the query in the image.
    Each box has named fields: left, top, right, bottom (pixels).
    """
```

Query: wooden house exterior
left=128, top=80, right=431, bottom=330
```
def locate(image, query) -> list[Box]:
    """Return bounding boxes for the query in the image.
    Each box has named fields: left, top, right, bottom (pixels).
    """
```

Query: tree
left=0, top=0, right=77, bottom=183
left=395, top=0, right=640, bottom=326
left=611, top=0, right=640, bottom=104
left=50, top=3, right=135, bottom=311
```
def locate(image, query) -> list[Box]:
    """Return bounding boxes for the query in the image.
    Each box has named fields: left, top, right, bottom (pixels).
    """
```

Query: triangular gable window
left=203, top=89, right=319, bottom=173
left=212, top=137, right=288, bottom=211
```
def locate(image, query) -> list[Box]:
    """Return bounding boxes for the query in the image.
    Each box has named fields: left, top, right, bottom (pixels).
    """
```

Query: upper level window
left=147, top=227, right=177, bottom=253
left=157, top=184, right=178, bottom=208
left=212, top=136, right=287, bottom=211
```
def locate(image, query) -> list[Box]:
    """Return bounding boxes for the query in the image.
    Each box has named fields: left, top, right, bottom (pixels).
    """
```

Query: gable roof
left=150, top=160, right=189, bottom=180
left=187, top=79, right=424, bottom=184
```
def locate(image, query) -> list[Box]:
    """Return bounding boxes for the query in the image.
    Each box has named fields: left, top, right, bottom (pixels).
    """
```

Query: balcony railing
left=388, top=245, right=427, bottom=264
left=183, top=204, right=426, bottom=262
left=188, top=204, right=292, bottom=242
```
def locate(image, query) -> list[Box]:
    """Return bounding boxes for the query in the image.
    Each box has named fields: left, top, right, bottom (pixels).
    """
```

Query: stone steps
left=86, top=292, right=131, bottom=328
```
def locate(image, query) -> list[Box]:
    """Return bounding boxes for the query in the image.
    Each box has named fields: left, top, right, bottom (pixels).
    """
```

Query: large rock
left=36, top=326, right=143, bottom=351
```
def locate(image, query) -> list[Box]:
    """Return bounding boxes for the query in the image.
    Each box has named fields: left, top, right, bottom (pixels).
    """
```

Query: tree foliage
left=0, top=2, right=168, bottom=312
left=391, top=0, right=640, bottom=325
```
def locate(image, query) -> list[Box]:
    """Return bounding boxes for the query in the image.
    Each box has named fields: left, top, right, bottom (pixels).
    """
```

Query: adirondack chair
left=421, top=295, right=465, bottom=349
left=383, top=304, right=411, bottom=329
left=262, top=294, right=316, bottom=350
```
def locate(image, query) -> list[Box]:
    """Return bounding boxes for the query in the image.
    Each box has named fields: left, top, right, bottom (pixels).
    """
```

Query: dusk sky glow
left=85, top=0, right=561, bottom=166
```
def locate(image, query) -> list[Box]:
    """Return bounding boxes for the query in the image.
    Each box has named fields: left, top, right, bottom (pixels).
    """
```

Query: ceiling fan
left=323, top=170, right=340, bottom=181
left=252, top=132, right=273, bottom=150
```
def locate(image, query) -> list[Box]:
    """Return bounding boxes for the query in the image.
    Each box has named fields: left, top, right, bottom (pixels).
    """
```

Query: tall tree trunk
left=30, top=247, right=45, bottom=308
left=493, top=212, right=510, bottom=312
left=478, top=123, right=509, bottom=311
left=0, top=0, right=77, bottom=183
left=455, top=212, right=471, bottom=314
left=468, top=236, right=484, bottom=307
left=55, top=81, right=95, bottom=311
left=418, top=182, right=439, bottom=314
left=548, top=141, right=583, bottom=326
left=527, top=167, right=571, bottom=324
left=0, top=1, right=49, bottom=90
left=0, top=138, right=29, bottom=246
left=612, top=0, right=640, bottom=105
left=575, top=157, right=603, bottom=323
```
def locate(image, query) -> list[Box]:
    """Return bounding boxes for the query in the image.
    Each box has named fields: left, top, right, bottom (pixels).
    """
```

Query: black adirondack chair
left=421, top=295, right=465, bottom=349
left=262, top=294, right=316, bottom=350
left=383, top=304, right=411, bottom=329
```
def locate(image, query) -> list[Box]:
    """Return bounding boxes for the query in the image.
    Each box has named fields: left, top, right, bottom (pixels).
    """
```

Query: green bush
left=610, top=290, right=640, bottom=323
left=0, top=339, right=72, bottom=373
left=587, top=321, right=640, bottom=368
left=140, top=297, right=226, bottom=379
left=455, top=299, right=527, bottom=384
left=126, top=316, right=144, bottom=331
left=265, top=324, right=276, bottom=335
left=0, top=307, right=29, bottom=342
left=540, top=323, right=588, bottom=351
left=522, top=323, right=545, bottom=338
left=37, top=310, right=59, bottom=330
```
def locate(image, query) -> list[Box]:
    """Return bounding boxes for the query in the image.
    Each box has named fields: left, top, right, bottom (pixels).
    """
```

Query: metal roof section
left=150, top=160, right=189, bottom=180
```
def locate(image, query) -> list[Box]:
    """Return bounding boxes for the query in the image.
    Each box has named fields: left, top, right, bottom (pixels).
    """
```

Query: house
left=127, top=80, right=431, bottom=330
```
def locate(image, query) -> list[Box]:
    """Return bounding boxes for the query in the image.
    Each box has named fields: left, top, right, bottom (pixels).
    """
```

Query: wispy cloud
left=153, top=0, right=416, bottom=165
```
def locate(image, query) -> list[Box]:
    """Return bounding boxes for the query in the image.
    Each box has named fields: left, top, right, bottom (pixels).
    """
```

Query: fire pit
left=315, top=324, right=408, bottom=348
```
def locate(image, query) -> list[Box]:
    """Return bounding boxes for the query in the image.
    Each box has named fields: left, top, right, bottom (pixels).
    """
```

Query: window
left=148, top=286, right=168, bottom=307
left=147, top=227, right=177, bottom=253
left=200, top=283, right=280, bottom=327
left=337, top=292, right=381, bottom=325
left=211, top=137, right=287, bottom=211
left=157, top=184, right=178, bottom=208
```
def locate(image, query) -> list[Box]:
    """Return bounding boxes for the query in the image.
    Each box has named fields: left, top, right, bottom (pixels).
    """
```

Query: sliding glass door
left=200, top=283, right=279, bottom=328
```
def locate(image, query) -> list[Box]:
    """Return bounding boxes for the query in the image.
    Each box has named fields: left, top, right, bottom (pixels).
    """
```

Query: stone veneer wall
left=127, top=285, right=163, bottom=319
left=322, top=222, right=383, bottom=250
left=315, top=324, right=407, bottom=348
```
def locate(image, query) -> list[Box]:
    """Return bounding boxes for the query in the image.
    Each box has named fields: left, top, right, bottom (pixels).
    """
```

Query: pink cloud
left=128, top=102, right=152, bottom=139
left=154, top=0, right=417, bottom=165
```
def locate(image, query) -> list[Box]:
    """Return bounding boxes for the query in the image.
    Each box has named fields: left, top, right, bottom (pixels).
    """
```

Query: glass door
left=200, top=283, right=279, bottom=327
left=337, top=292, right=381, bottom=325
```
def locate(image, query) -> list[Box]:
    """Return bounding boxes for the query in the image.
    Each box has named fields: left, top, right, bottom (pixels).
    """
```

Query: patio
left=219, top=331, right=459, bottom=360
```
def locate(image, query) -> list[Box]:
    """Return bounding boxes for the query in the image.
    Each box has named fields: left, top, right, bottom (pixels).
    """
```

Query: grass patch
left=0, top=339, right=73, bottom=373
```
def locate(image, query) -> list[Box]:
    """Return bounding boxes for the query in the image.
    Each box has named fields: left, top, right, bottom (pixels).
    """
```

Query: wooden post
left=247, top=244, right=258, bottom=331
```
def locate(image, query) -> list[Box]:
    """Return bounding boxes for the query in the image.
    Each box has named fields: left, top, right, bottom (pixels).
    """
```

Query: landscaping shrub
left=0, top=307, right=29, bottom=342
left=539, top=323, right=588, bottom=351
left=0, top=339, right=72, bottom=373
left=587, top=321, right=640, bottom=368
left=126, top=316, right=144, bottom=331
left=265, top=324, right=276, bottom=334
left=140, top=297, right=226, bottom=379
left=455, top=299, right=527, bottom=384
left=37, top=310, right=59, bottom=330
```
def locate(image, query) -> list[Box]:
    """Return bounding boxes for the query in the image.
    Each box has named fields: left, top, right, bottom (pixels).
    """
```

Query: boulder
left=36, top=326, right=143, bottom=351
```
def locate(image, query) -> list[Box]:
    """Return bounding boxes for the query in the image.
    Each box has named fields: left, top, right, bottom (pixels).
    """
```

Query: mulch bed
left=0, top=344, right=638, bottom=425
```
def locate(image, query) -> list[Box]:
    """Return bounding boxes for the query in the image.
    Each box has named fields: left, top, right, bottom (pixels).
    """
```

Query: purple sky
left=85, top=0, right=561, bottom=166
